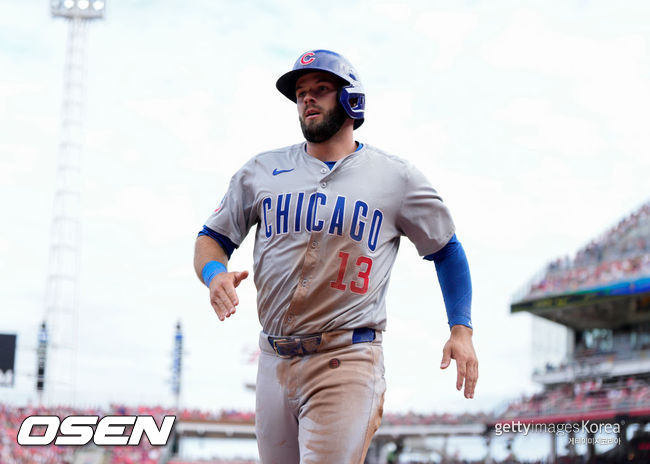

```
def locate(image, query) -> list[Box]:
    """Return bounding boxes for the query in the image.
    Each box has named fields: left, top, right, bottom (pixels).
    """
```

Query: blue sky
left=1, top=0, right=650, bottom=419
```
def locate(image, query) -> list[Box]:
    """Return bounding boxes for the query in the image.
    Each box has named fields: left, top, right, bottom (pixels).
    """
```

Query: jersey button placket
left=285, top=168, right=330, bottom=331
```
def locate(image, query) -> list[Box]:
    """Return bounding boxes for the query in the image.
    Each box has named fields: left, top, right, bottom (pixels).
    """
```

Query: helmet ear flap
left=349, top=94, right=365, bottom=112
left=339, top=86, right=365, bottom=120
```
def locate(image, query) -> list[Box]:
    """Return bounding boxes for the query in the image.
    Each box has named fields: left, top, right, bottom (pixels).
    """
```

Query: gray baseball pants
left=255, top=330, right=386, bottom=464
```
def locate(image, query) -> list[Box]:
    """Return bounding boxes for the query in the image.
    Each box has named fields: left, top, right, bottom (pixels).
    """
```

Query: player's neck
left=305, top=125, right=356, bottom=162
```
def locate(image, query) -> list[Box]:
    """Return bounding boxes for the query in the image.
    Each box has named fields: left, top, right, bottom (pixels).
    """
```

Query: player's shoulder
left=231, top=143, right=302, bottom=176
left=246, top=143, right=303, bottom=165
left=360, top=143, right=435, bottom=188
left=362, top=143, right=407, bottom=164
left=360, top=143, right=417, bottom=172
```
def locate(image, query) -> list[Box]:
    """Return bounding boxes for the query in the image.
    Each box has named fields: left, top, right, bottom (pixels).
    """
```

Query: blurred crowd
left=520, top=201, right=650, bottom=300
left=382, top=411, right=493, bottom=426
left=1, top=404, right=86, bottom=464
left=502, top=376, right=650, bottom=420
left=175, top=408, right=255, bottom=424
left=168, top=461, right=256, bottom=464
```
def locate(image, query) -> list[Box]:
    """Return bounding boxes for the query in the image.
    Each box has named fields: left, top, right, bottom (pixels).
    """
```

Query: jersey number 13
left=330, top=252, right=373, bottom=294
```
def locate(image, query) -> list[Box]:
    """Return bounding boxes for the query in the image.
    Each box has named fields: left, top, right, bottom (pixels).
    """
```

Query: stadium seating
left=519, top=202, right=650, bottom=300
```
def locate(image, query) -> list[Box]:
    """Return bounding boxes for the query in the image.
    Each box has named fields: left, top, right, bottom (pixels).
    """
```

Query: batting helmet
left=276, top=49, right=365, bottom=129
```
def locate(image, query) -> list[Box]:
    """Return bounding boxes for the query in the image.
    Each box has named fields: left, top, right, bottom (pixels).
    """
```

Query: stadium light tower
left=42, top=0, right=105, bottom=405
left=172, top=321, right=183, bottom=409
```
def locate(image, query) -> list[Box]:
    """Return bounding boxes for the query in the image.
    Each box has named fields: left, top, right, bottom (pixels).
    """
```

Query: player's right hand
left=209, top=270, right=249, bottom=321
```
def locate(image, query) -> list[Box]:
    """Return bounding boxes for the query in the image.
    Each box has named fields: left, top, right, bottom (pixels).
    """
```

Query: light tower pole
left=172, top=321, right=183, bottom=409
left=42, top=0, right=105, bottom=405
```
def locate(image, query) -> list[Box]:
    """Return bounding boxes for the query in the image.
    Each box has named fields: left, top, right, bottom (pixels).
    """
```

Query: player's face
left=295, top=72, right=348, bottom=143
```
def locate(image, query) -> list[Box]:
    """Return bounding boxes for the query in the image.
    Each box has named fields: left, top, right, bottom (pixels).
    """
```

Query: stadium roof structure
left=511, top=201, right=650, bottom=330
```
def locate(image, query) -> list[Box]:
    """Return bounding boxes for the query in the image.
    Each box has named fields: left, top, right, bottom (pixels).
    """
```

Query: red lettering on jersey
left=300, top=52, right=315, bottom=65
left=331, top=252, right=373, bottom=294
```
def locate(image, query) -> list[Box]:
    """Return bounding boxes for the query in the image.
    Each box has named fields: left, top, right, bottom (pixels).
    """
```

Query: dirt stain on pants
left=255, top=339, right=385, bottom=464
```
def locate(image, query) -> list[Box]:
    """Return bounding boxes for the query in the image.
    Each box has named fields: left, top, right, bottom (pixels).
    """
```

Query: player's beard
left=300, top=104, right=348, bottom=143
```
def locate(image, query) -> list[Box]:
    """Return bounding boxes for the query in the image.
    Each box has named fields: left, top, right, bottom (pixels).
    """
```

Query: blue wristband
left=202, top=261, right=227, bottom=287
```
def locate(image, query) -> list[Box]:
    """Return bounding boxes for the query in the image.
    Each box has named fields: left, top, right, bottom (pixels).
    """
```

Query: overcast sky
left=1, top=0, right=650, bottom=417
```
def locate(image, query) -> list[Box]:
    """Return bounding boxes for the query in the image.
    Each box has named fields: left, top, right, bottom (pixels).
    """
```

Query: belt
left=264, top=327, right=380, bottom=359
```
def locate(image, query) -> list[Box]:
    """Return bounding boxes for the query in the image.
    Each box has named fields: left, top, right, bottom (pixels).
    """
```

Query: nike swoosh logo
left=273, top=168, right=295, bottom=176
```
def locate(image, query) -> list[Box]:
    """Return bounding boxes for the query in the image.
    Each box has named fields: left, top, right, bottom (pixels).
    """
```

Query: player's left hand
left=440, top=325, right=478, bottom=399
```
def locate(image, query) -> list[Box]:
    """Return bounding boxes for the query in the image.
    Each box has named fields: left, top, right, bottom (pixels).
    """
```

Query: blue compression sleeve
left=424, top=234, right=473, bottom=329
left=198, top=226, right=238, bottom=259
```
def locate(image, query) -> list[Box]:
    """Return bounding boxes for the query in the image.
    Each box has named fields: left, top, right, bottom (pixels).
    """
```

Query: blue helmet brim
left=276, top=68, right=348, bottom=103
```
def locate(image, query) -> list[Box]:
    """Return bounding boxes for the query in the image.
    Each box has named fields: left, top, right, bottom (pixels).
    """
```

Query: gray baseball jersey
left=204, top=142, right=455, bottom=336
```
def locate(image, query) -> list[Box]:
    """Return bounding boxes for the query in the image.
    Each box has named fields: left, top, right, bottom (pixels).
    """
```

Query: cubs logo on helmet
left=299, top=52, right=315, bottom=65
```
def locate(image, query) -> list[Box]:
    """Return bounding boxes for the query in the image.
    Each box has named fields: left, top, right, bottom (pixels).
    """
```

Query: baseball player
left=194, top=49, right=477, bottom=463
